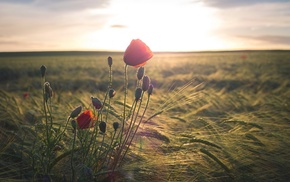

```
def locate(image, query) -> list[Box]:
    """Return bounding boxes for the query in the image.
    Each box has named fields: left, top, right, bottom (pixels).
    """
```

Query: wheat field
left=0, top=50, right=289, bottom=181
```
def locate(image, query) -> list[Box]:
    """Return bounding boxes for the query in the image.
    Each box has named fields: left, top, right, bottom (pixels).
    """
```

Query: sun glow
left=82, top=0, right=221, bottom=52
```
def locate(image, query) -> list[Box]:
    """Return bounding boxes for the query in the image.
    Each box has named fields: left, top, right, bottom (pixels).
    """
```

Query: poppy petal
left=76, top=110, right=94, bottom=129
left=124, top=39, right=153, bottom=67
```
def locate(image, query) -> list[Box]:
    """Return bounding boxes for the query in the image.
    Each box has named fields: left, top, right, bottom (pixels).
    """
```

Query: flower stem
left=98, top=134, right=106, bottom=159
left=104, top=130, right=117, bottom=167
left=119, top=100, right=138, bottom=158
left=54, top=117, right=70, bottom=144
left=109, top=64, right=112, bottom=88
left=120, top=64, right=128, bottom=144
left=42, top=81, right=49, bottom=146
left=120, top=93, right=150, bottom=163
left=111, top=64, right=128, bottom=173
left=71, top=129, right=77, bottom=182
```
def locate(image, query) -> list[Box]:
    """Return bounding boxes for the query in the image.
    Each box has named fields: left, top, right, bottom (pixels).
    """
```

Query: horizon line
left=1, top=49, right=290, bottom=54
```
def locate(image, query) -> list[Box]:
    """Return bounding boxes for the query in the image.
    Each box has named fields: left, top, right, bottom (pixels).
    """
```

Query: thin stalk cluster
left=30, top=55, right=154, bottom=181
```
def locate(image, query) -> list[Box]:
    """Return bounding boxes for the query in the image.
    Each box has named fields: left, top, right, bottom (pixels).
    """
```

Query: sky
left=0, top=0, right=290, bottom=52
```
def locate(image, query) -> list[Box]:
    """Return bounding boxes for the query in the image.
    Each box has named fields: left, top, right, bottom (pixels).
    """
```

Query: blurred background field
left=0, top=50, right=290, bottom=181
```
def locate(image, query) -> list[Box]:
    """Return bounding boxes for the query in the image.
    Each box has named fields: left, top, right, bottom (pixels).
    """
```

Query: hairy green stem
left=54, top=117, right=70, bottom=144
left=119, top=100, right=138, bottom=158
left=111, top=64, right=128, bottom=173
left=109, top=65, right=112, bottom=88
left=120, top=93, right=150, bottom=163
left=71, top=129, right=77, bottom=182
left=120, top=64, right=128, bottom=144
left=104, top=130, right=117, bottom=167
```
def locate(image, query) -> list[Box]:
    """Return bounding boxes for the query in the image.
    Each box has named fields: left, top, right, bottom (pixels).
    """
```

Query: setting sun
left=82, top=0, right=221, bottom=51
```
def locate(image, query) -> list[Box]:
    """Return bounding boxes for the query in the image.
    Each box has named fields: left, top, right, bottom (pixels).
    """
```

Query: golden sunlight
left=82, top=0, right=222, bottom=52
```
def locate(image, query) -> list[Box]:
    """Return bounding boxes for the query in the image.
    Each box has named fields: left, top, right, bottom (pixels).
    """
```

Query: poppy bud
left=44, top=82, right=50, bottom=93
left=91, top=97, right=102, bottom=110
left=135, top=88, right=143, bottom=101
left=70, top=105, right=82, bottom=118
left=40, top=65, right=46, bottom=78
left=99, top=121, right=106, bottom=133
left=113, top=122, right=119, bottom=131
left=148, top=84, right=154, bottom=96
left=142, top=75, right=150, bottom=91
left=109, top=89, right=116, bottom=98
left=53, top=145, right=62, bottom=152
left=44, top=82, right=53, bottom=101
left=137, top=67, right=145, bottom=80
left=108, top=56, right=113, bottom=67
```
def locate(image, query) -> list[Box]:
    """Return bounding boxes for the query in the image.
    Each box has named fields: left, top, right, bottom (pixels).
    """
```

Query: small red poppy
left=23, top=92, right=29, bottom=99
left=123, top=39, right=153, bottom=67
left=76, top=110, right=95, bottom=129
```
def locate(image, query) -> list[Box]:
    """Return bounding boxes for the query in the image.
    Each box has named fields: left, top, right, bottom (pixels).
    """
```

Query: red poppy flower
left=76, top=110, right=95, bottom=129
left=23, top=92, right=29, bottom=99
left=123, top=39, right=153, bottom=67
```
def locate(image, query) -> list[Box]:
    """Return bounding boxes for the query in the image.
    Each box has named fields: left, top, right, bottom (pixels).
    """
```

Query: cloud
left=0, top=38, right=60, bottom=52
left=36, top=0, right=110, bottom=12
left=0, top=40, right=21, bottom=45
left=238, top=35, right=290, bottom=45
left=110, top=24, right=127, bottom=28
left=0, top=0, right=33, bottom=3
left=0, top=0, right=114, bottom=52
left=200, top=0, right=290, bottom=50
left=211, top=2, right=290, bottom=37
left=0, top=1, right=111, bottom=38
left=200, top=0, right=290, bottom=8
left=0, top=0, right=110, bottom=12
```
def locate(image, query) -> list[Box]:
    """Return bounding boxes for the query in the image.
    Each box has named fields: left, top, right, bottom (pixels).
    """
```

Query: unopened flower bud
left=113, top=122, right=119, bottom=131
left=91, top=97, right=102, bottom=110
left=53, top=145, right=62, bottom=152
left=44, top=82, right=53, bottom=101
left=135, top=88, right=143, bottom=101
left=137, top=67, right=145, bottom=80
left=70, top=105, right=82, bottom=118
left=109, top=89, right=116, bottom=98
left=44, top=82, right=50, bottom=93
left=99, top=121, right=106, bottom=133
left=108, top=56, right=113, bottom=67
left=40, top=65, right=46, bottom=78
left=142, top=75, right=150, bottom=91
left=148, top=84, right=154, bottom=96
